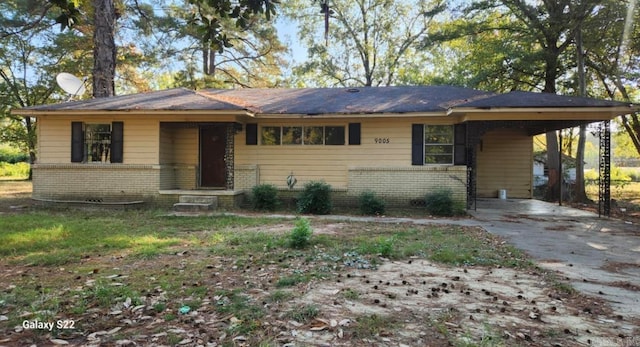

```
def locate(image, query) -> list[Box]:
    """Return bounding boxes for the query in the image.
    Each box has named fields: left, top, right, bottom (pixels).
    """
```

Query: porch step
left=173, top=202, right=213, bottom=212
left=173, top=195, right=219, bottom=212
left=179, top=195, right=219, bottom=206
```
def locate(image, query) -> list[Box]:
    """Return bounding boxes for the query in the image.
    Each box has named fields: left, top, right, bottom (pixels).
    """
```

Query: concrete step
left=173, top=202, right=213, bottom=212
left=179, top=195, right=218, bottom=206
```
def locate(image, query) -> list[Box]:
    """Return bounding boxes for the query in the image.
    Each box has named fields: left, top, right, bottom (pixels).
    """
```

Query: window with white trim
left=424, top=125, right=454, bottom=164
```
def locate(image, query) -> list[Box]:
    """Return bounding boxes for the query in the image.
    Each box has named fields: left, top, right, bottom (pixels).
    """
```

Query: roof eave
left=254, top=111, right=447, bottom=119
left=11, top=109, right=254, bottom=117
left=449, top=106, right=637, bottom=121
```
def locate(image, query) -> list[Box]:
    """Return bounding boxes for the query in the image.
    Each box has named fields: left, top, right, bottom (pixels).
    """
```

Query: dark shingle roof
left=23, top=88, right=245, bottom=112
left=459, top=91, right=631, bottom=108
left=15, top=86, right=636, bottom=115
left=201, top=86, right=495, bottom=114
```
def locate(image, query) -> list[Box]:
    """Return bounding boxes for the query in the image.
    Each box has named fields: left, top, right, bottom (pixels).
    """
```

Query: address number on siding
left=374, top=138, right=390, bottom=144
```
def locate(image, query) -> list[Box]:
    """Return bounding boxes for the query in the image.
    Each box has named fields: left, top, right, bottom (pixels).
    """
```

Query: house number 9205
left=374, top=138, right=390, bottom=144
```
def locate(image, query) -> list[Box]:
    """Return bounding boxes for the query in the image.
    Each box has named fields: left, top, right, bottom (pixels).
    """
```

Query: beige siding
left=476, top=128, right=533, bottom=198
left=36, top=116, right=159, bottom=164
left=171, top=128, right=198, bottom=165
left=123, top=119, right=158, bottom=164
left=235, top=117, right=454, bottom=189
left=159, top=127, right=198, bottom=189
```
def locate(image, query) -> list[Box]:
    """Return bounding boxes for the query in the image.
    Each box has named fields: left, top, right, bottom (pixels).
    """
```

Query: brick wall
left=234, top=164, right=259, bottom=191
left=33, top=164, right=160, bottom=202
left=348, top=166, right=467, bottom=206
left=159, top=165, right=197, bottom=190
left=239, top=165, right=467, bottom=208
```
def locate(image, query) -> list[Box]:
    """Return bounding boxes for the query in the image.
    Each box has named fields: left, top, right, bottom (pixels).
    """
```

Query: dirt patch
left=293, top=260, right=633, bottom=347
left=600, top=261, right=640, bottom=274
left=2, top=244, right=637, bottom=346
left=0, top=180, right=33, bottom=213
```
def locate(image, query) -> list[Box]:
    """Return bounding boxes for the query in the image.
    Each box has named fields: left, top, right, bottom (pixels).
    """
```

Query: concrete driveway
left=468, top=198, right=640, bottom=318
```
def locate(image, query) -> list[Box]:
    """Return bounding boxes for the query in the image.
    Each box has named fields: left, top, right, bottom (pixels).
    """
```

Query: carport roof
left=13, top=85, right=637, bottom=116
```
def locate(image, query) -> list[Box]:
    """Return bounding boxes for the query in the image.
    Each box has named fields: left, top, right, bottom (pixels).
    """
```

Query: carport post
left=558, top=131, right=563, bottom=206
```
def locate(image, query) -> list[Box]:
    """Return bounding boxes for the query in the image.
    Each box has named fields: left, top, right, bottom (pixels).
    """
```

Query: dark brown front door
left=200, top=127, right=226, bottom=187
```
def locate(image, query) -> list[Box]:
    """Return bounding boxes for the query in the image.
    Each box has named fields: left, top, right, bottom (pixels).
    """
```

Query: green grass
left=351, top=313, right=399, bottom=338
left=0, top=211, right=281, bottom=265
left=0, top=210, right=537, bottom=345
left=284, top=304, right=319, bottom=323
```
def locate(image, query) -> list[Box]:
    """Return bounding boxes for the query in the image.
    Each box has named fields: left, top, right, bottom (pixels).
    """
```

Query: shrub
left=424, top=189, right=459, bottom=217
left=297, top=181, right=332, bottom=215
left=358, top=191, right=385, bottom=216
left=0, top=162, right=30, bottom=178
left=251, top=184, right=279, bottom=211
left=0, top=146, right=29, bottom=164
left=289, top=218, right=313, bottom=249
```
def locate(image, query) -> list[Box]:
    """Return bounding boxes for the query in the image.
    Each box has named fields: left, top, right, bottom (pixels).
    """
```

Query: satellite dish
left=56, top=72, right=87, bottom=100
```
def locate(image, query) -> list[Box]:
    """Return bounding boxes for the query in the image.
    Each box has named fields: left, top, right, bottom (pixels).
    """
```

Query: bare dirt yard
left=1, top=181, right=638, bottom=347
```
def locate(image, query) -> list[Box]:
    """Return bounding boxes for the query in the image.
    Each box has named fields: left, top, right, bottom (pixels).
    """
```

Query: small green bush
left=0, top=146, right=29, bottom=164
left=358, top=191, right=385, bottom=216
left=297, top=181, right=332, bottom=215
left=289, top=218, right=313, bottom=249
left=251, top=184, right=279, bottom=211
left=424, top=189, right=460, bottom=217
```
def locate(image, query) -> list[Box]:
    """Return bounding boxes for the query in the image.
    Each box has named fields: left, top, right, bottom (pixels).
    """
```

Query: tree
left=450, top=0, right=602, bottom=202
left=163, top=1, right=288, bottom=88
left=92, top=0, right=116, bottom=97
left=582, top=0, right=640, bottom=156
left=284, top=0, right=446, bottom=87
left=0, top=0, right=88, bottom=171
left=52, top=0, right=280, bottom=95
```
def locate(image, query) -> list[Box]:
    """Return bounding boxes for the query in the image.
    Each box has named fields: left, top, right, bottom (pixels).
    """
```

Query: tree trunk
left=573, top=26, right=588, bottom=203
left=544, top=131, right=561, bottom=201
left=92, top=0, right=116, bottom=98
left=574, top=124, right=589, bottom=202
left=542, top=53, right=561, bottom=202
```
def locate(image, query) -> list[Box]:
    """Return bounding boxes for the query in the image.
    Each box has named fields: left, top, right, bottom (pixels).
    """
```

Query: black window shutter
left=453, top=123, right=467, bottom=165
left=71, top=122, right=84, bottom=163
left=111, top=122, right=124, bottom=163
left=411, top=124, right=424, bottom=165
left=348, top=123, right=361, bottom=145
left=246, top=123, right=258, bottom=145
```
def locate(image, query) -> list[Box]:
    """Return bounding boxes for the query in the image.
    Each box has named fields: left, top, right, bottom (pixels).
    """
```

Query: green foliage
left=358, top=236, right=396, bottom=258
left=288, top=218, right=312, bottom=249
left=425, top=189, right=461, bottom=217
left=251, top=184, right=280, bottom=211
left=297, top=181, right=332, bottom=214
left=283, top=0, right=444, bottom=87
left=0, top=162, right=29, bottom=178
left=0, top=145, right=28, bottom=163
left=585, top=167, right=635, bottom=182
left=358, top=191, right=386, bottom=216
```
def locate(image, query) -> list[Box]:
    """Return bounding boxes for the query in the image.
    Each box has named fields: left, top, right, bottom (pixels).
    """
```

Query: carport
left=452, top=91, right=634, bottom=216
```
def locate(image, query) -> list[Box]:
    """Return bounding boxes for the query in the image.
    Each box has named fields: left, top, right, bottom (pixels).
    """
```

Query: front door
left=200, top=127, right=226, bottom=187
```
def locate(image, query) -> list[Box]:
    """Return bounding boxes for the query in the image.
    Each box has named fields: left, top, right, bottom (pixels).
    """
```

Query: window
left=282, top=126, right=302, bottom=145
left=424, top=125, right=454, bottom=164
left=261, top=126, right=281, bottom=145
left=325, top=126, right=345, bottom=145
left=304, top=126, right=323, bottom=145
left=85, top=124, right=112, bottom=162
left=260, top=125, right=346, bottom=145
left=71, top=121, right=123, bottom=163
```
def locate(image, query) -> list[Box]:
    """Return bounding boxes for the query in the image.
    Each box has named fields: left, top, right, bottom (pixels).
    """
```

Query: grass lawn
left=0, top=181, right=636, bottom=346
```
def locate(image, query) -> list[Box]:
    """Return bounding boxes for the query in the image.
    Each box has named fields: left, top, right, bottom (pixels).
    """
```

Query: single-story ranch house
left=13, top=86, right=638, bottom=211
